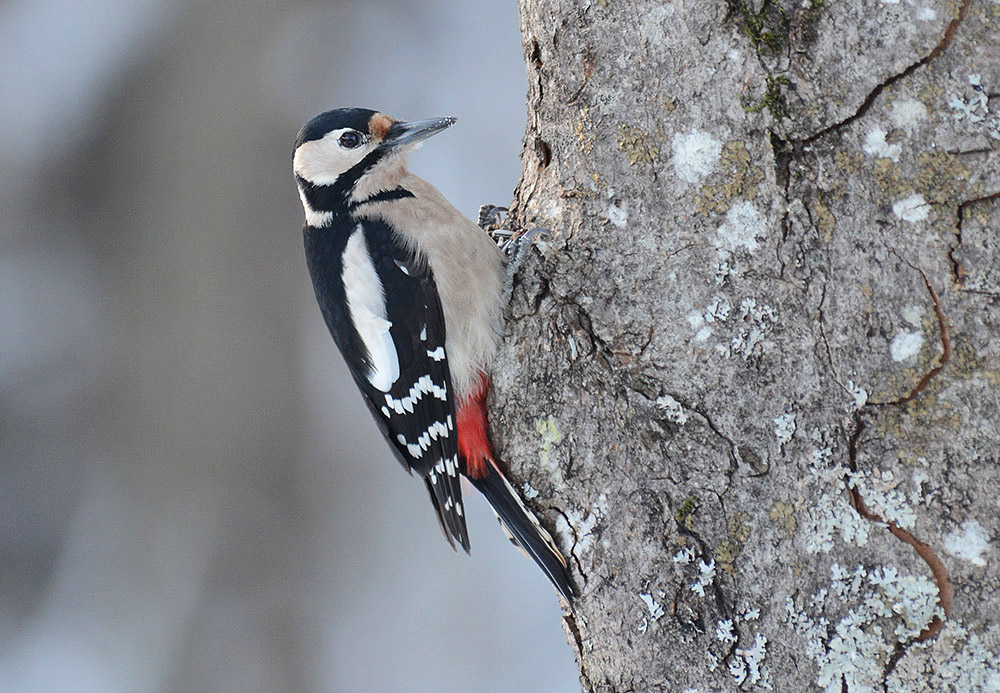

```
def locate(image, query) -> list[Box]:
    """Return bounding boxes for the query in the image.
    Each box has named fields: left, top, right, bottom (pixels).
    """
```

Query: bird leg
left=499, top=227, right=548, bottom=308
left=478, top=203, right=549, bottom=308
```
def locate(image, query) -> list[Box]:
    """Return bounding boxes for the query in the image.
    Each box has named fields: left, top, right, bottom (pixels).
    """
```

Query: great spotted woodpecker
left=293, top=108, right=574, bottom=601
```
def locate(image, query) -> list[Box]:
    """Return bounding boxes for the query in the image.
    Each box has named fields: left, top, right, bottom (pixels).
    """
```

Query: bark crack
left=673, top=396, right=740, bottom=478
left=816, top=281, right=842, bottom=385
left=846, top=415, right=954, bottom=692
left=771, top=131, right=794, bottom=281
left=949, top=189, right=1000, bottom=288
left=794, top=0, right=972, bottom=146
left=563, top=610, right=596, bottom=692
left=552, top=504, right=589, bottom=588
left=841, top=267, right=955, bottom=687
left=870, top=267, right=951, bottom=407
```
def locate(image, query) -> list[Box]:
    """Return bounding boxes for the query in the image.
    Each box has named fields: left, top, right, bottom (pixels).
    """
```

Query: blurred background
left=0, top=0, right=577, bottom=691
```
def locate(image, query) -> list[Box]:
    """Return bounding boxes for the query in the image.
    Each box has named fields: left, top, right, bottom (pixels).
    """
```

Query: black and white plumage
left=294, top=108, right=574, bottom=601
left=304, top=215, right=468, bottom=548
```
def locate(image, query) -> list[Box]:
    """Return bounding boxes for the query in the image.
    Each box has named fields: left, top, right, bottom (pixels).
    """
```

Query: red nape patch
left=368, top=112, right=395, bottom=141
left=457, top=373, right=494, bottom=480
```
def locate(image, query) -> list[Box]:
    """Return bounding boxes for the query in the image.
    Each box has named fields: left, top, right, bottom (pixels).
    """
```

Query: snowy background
left=0, top=0, right=577, bottom=690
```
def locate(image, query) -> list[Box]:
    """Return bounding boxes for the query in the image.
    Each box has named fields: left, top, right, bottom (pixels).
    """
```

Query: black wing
left=304, top=217, right=469, bottom=551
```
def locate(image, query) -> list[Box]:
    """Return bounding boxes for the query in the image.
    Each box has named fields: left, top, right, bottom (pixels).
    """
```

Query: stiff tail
left=468, top=462, right=576, bottom=602
left=457, top=373, right=575, bottom=601
left=424, top=473, right=470, bottom=553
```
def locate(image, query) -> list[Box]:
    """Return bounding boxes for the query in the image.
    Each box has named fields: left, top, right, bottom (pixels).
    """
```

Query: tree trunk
left=495, top=0, right=1000, bottom=690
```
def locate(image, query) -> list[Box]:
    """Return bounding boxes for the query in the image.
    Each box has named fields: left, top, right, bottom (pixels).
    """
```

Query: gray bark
left=497, top=0, right=1000, bottom=690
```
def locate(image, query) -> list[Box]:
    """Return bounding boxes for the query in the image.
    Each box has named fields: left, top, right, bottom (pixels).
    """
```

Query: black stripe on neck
left=350, top=187, right=415, bottom=210
left=297, top=146, right=390, bottom=214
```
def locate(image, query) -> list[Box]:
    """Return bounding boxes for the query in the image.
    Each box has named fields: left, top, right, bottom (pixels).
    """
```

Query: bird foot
left=478, top=204, right=508, bottom=231
left=477, top=203, right=549, bottom=307
left=501, top=227, right=549, bottom=307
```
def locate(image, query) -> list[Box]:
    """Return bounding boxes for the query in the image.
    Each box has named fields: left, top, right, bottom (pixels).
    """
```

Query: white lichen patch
left=521, top=482, right=539, bottom=500
left=893, top=194, right=930, bottom=222
left=890, top=98, right=928, bottom=135
left=774, top=412, right=797, bottom=447
left=639, top=592, right=665, bottom=620
left=716, top=618, right=738, bottom=644
left=730, top=632, right=772, bottom=689
left=606, top=201, right=628, bottom=227
left=555, top=493, right=607, bottom=555
left=786, top=563, right=943, bottom=693
left=901, top=304, right=925, bottom=328
left=868, top=565, right=941, bottom=638
left=673, top=546, right=696, bottom=564
left=715, top=201, right=765, bottom=254
left=890, top=330, right=924, bottom=362
left=802, top=450, right=871, bottom=552
left=851, top=468, right=917, bottom=530
left=711, top=607, right=773, bottom=688
left=791, top=438, right=945, bottom=689
left=655, top=394, right=689, bottom=424
left=691, top=558, right=716, bottom=596
left=949, top=74, right=1000, bottom=140
left=863, top=126, right=902, bottom=161
left=909, top=466, right=935, bottom=507
left=916, top=6, right=937, bottom=20
left=803, top=446, right=921, bottom=555
left=729, top=297, right=778, bottom=361
left=715, top=258, right=740, bottom=285
left=688, top=311, right=713, bottom=342
left=846, top=379, right=869, bottom=411
left=944, top=519, right=990, bottom=566
left=803, top=489, right=871, bottom=552
left=705, top=295, right=733, bottom=323
left=672, top=129, right=722, bottom=183
left=887, top=624, right=1000, bottom=691
left=690, top=295, right=733, bottom=343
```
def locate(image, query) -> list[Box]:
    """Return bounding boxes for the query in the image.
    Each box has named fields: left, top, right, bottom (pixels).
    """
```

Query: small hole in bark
left=528, top=38, right=542, bottom=69
left=536, top=138, right=552, bottom=168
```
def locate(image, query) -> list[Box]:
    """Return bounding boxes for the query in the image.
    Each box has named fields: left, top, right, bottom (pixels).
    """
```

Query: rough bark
left=495, top=0, right=1000, bottom=690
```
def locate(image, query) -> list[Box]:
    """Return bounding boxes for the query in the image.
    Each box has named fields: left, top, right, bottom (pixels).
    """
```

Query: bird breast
left=356, top=173, right=503, bottom=402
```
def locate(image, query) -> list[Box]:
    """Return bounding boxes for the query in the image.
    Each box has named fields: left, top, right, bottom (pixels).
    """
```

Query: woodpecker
left=293, top=108, right=575, bottom=601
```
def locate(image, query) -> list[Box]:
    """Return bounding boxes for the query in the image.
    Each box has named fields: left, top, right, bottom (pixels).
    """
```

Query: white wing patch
left=427, top=454, right=459, bottom=485
left=342, top=225, right=400, bottom=392
left=395, top=419, right=451, bottom=459
left=384, top=374, right=447, bottom=414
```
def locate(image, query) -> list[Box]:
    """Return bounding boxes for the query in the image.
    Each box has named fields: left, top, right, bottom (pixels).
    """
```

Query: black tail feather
left=424, top=468, right=470, bottom=553
left=469, top=463, right=576, bottom=602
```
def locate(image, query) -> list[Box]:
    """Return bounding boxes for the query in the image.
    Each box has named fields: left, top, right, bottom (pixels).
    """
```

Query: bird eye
left=339, top=131, right=362, bottom=149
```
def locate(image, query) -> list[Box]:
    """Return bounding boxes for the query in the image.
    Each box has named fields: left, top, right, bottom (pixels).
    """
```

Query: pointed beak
left=383, top=117, right=457, bottom=148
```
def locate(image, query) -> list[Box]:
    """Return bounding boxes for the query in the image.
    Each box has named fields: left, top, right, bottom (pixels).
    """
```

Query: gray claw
left=501, top=227, right=550, bottom=308
left=478, top=204, right=508, bottom=230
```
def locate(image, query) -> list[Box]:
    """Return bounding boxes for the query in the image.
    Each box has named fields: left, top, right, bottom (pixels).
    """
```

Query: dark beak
left=383, top=117, right=457, bottom=148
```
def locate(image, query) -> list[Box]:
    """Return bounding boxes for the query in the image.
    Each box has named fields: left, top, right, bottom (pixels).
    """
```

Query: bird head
left=293, top=108, right=455, bottom=222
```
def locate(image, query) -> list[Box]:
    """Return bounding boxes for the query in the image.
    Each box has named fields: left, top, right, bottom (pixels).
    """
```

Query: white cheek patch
left=294, top=129, right=368, bottom=186
left=342, top=225, right=400, bottom=392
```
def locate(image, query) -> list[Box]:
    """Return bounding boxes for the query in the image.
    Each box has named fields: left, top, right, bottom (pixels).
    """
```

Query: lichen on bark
left=496, top=0, right=1000, bottom=690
